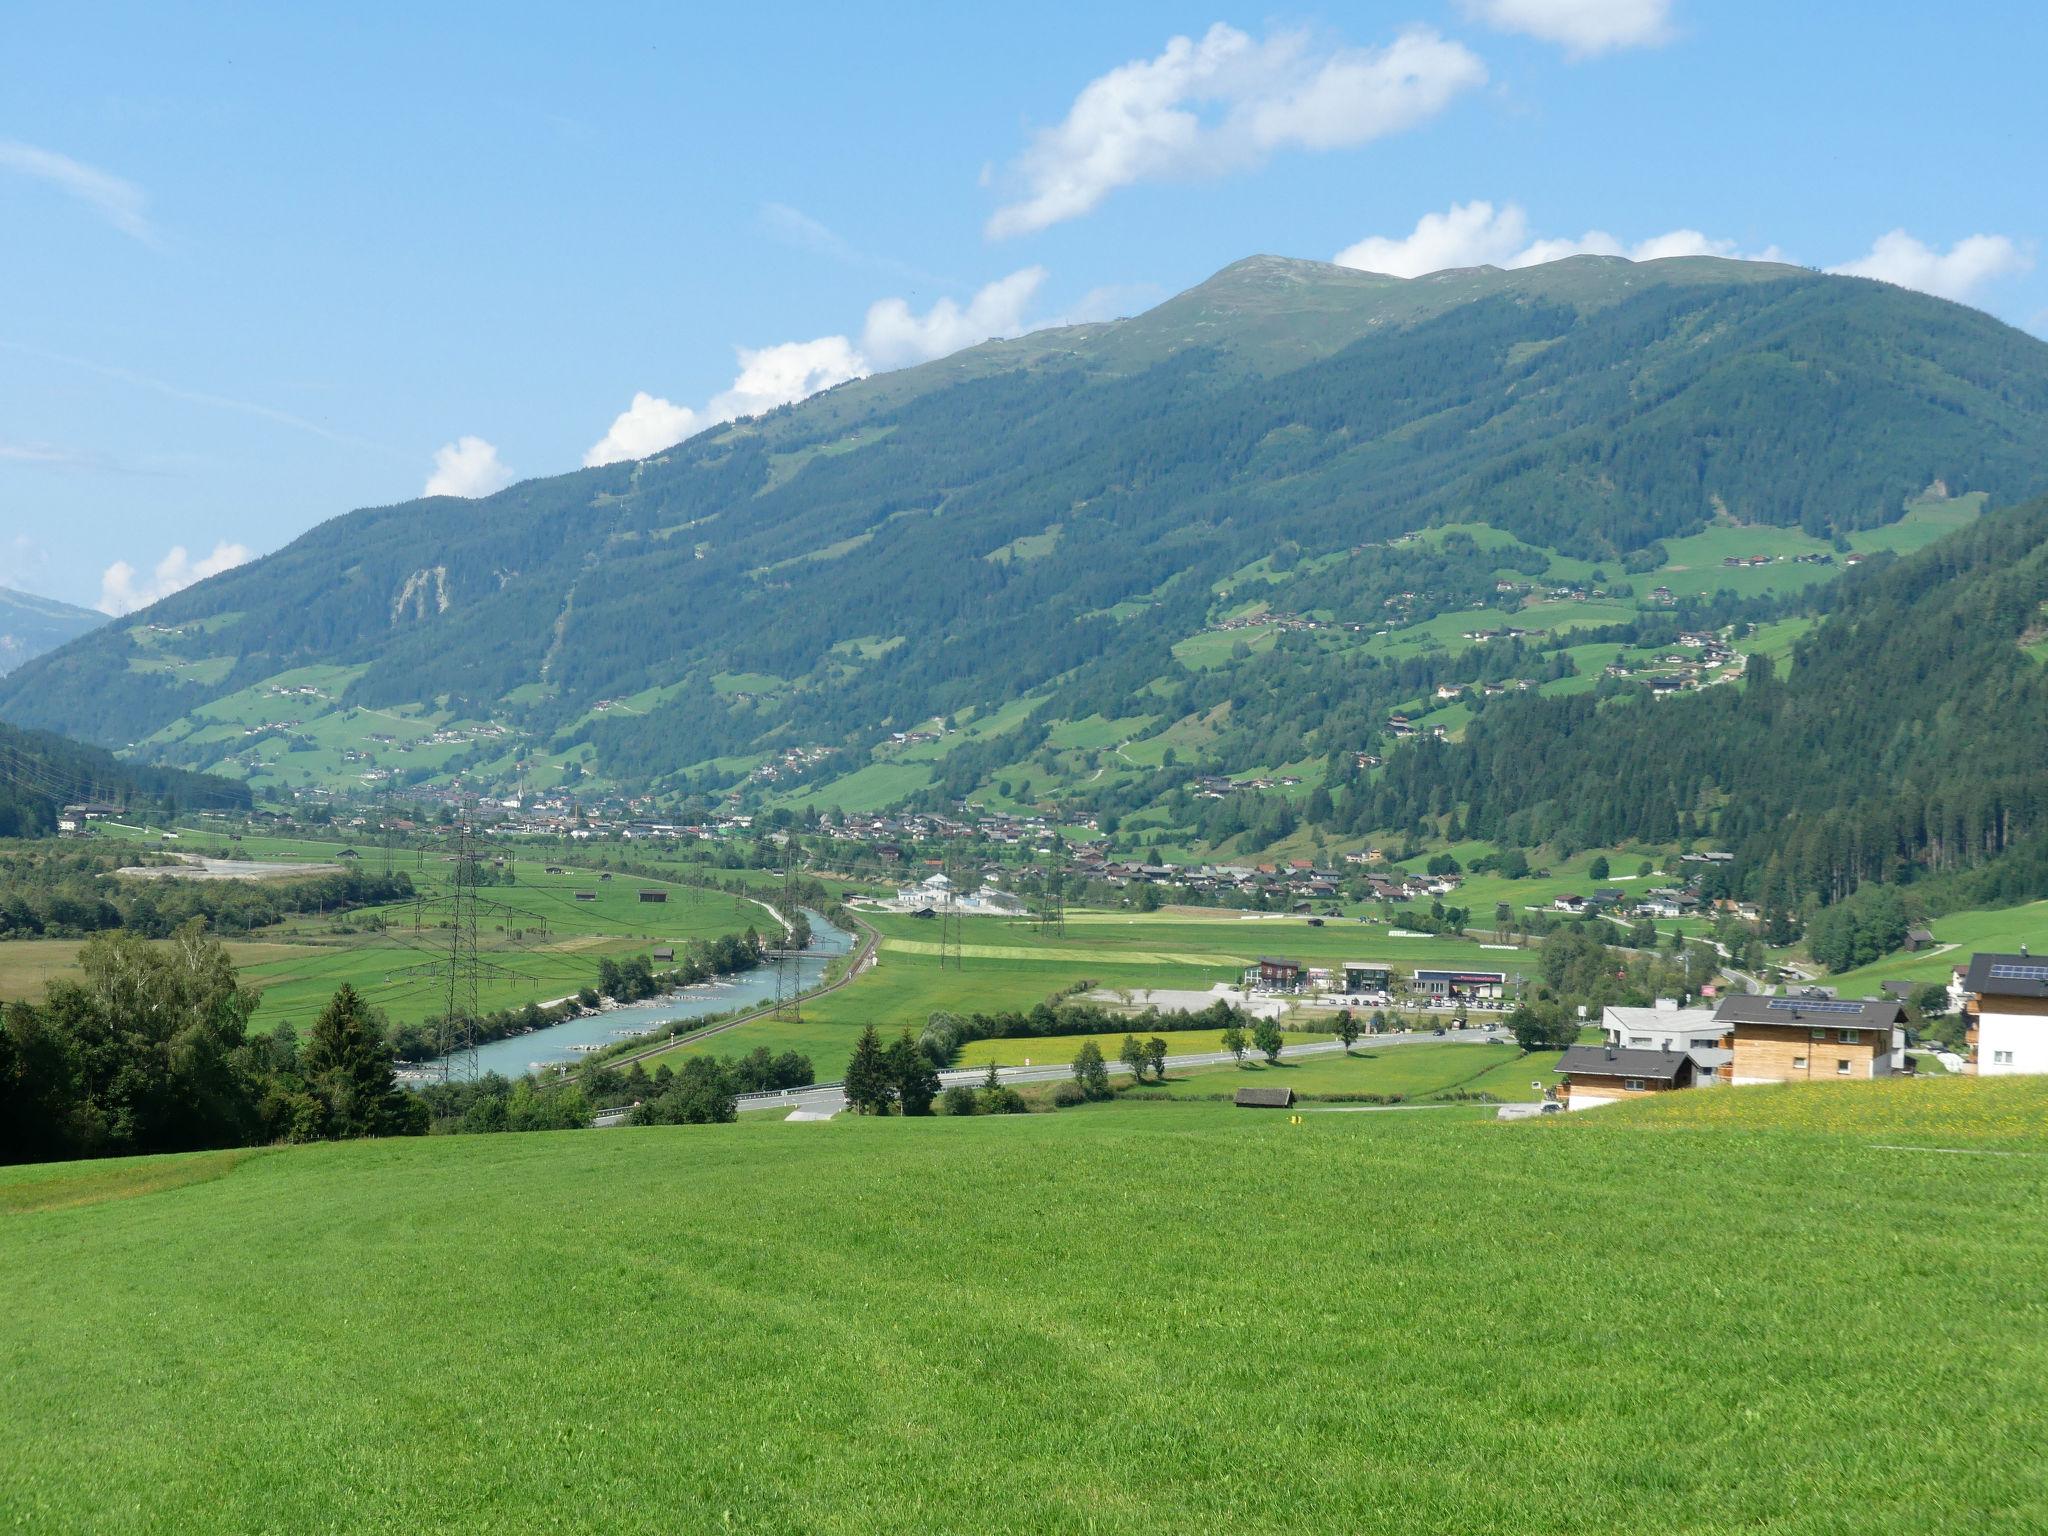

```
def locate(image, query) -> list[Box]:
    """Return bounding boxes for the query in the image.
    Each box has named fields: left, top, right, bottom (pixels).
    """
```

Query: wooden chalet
left=1555, top=1045, right=1698, bottom=1109
left=1711, top=994, right=1906, bottom=1084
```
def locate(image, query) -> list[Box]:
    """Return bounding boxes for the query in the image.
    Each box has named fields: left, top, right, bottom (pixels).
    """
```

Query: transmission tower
left=380, top=798, right=396, bottom=878
left=390, top=811, right=535, bottom=1082
left=1039, top=841, right=1067, bottom=938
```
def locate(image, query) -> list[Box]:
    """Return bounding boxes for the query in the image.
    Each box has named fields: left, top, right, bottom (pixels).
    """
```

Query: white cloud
left=97, top=541, right=251, bottom=617
left=1827, top=230, right=2033, bottom=303
left=1334, top=199, right=1775, bottom=277
left=708, top=336, right=867, bottom=421
left=584, top=336, right=869, bottom=467
left=1335, top=200, right=1531, bottom=276
left=423, top=436, right=514, bottom=498
left=1459, top=0, right=1674, bottom=56
left=987, top=23, right=1485, bottom=238
left=583, top=393, right=707, bottom=468
left=584, top=269, right=1098, bottom=467
left=0, top=139, right=155, bottom=244
left=861, top=267, right=1049, bottom=369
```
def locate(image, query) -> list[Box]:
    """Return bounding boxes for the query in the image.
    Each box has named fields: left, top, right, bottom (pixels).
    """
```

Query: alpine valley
left=8, top=252, right=2048, bottom=901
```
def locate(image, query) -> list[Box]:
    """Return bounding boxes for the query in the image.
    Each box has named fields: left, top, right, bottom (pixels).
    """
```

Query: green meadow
left=647, top=907, right=1535, bottom=1078
left=56, top=828, right=779, bottom=1034
left=3, top=1077, right=2043, bottom=1532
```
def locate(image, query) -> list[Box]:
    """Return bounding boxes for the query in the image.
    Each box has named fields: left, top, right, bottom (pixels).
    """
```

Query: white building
left=1963, top=953, right=2048, bottom=1075
left=1601, top=1001, right=1730, bottom=1081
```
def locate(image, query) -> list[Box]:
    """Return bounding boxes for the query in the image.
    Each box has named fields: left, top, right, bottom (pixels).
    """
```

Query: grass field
left=17, top=831, right=783, bottom=1035
left=0, top=938, right=327, bottom=1007
left=1124, top=1041, right=1561, bottom=1100
left=2, top=1077, right=2044, bottom=1532
left=1827, top=899, right=2048, bottom=993
left=647, top=908, right=1537, bottom=1078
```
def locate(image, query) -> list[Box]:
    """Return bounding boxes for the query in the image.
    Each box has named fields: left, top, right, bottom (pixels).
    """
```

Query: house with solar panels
left=1961, top=953, right=2048, bottom=1075
left=1711, top=994, right=1907, bottom=1084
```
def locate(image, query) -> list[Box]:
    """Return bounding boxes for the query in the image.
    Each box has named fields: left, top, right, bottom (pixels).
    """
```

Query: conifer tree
left=844, top=1025, right=892, bottom=1115
left=303, top=983, right=421, bottom=1139
left=888, top=1029, right=939, bottom=1116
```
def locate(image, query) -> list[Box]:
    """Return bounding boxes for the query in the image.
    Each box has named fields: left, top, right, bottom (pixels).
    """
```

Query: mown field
left=1125, top=1041, right=1563, bottom=1101
left=645, top=907, right=1534, bottom=1078
left=20, top=828, right=782, bottom=1035
left=2, top=1077, right=2043, bottom=1532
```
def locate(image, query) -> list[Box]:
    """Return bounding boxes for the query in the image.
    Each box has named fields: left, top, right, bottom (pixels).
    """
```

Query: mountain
left=1361, top=492, right=2048, bottom=927
left=0, top=717, right=250, bottom=837
left=0, top=588, right=102, bottom=677
left=5, top=253, right=2048, bottom=823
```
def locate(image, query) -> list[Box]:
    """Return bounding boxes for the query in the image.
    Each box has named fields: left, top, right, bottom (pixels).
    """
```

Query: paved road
left=594, top=1025, right=1519, bottom=1124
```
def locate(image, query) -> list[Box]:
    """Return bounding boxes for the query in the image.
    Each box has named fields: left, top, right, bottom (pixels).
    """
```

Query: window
left=1994, top=1050, right=2015, bottom=1065
left=1836, top=1059, right=1851, bottom=1075
left=1689, top=1038, right=1717, bottom=1049
left=1627, top=1035, right=1650, bottom=1046
left=1623, top=1078, right=1646, bottom=1092
left=1811, top=1028, right=1827, bottom=1040
left=1793, top=1055, right=1808, bottom=1069
left=1837, top=1028, right=1861, bottom=1044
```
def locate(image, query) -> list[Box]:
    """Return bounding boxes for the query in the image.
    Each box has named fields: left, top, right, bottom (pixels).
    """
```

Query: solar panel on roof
left=1987, top=963, right=2048, bottom=981
left=1765, top=997, right=1868, bottom=1014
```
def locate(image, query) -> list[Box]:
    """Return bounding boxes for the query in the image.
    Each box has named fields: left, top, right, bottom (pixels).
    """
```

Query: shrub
left=939, top=1084, right=980, bottom=1117
left=1050, top=1082, right=1086, bottom=1108
left=980, top=1086, right=1028, bottom=1115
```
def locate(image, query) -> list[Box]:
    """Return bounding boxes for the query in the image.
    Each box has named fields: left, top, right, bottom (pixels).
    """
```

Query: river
left=420, top=907, right=853, bottom=1082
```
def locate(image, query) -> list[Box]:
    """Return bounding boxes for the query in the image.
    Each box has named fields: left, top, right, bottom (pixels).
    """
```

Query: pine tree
left=303, top=983, right=420, bottom=1140
left=888, top=1029, right=940, bottom=1116
left=844, top=1025, right=892, bottom=1115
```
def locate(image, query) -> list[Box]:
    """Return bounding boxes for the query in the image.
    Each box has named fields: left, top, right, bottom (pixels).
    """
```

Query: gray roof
left=1713, top=994, right=1905, bottom=1027
left=1558, top=1045, right=1694, bottom=1082
left=1964, top=952, right=2048, bottom=999
left=1234, top=1085, right=1295, bottom=1107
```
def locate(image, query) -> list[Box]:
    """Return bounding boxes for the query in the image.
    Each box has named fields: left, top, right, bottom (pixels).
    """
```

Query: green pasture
left=1126, top=1041, right=1559, bottom=1101
left=1826, top=899, right=2048, bottom=992
left=4, top=1078, right=2045, bottom=1531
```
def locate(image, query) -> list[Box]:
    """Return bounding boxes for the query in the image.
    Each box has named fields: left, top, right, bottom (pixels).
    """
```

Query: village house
left=1555, top=1045, right=1701, bottom=1109
left=1712, top=994, right=1907, bottom=1084
left=1961, top=952, right=2048, bottom=1075
left=1602, top=1003, right=1729, bottom=1080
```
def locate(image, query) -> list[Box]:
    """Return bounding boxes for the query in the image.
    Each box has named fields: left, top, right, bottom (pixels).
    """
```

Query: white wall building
left=1963, top=953, right=2048, bottom=1076
left=1601, top=1001, right=1729, bottom=1081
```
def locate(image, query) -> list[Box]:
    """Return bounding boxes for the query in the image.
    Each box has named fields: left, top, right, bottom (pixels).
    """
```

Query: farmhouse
left=1556, top=1045, right=1700, bottom=1109
left=1602, top=1003, right=1729, bottom=1079
left=1253, top=957, right=1303, bottom=991
left=1712, top=994, right=1907, bottom=1084
left=1961, top=953, right=2048, bottom=1075
left=651, top=946, right=675, bottom=963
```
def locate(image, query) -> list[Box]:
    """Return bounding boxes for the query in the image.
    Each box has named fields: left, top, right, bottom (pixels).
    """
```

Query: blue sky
left=3, top=1, right=2043, bottom=612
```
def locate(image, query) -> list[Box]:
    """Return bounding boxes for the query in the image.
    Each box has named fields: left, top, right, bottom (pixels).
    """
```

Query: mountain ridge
left=5, top=254, right=2048, bottom=820
left=0, top=587, right=103, bottom=678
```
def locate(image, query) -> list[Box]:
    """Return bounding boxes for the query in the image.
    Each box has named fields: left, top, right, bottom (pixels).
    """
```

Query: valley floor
left=2, top=1078, right=2043, bottom=1533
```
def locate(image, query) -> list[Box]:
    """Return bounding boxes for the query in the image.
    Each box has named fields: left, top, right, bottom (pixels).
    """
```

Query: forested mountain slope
left=5, top=253, right=2048, bottom=812
left=0, top=588, right=101, bottom=677
left=1361, top=493, right=2048, bottom=915
left=0, top=719, right=250, bottom=837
